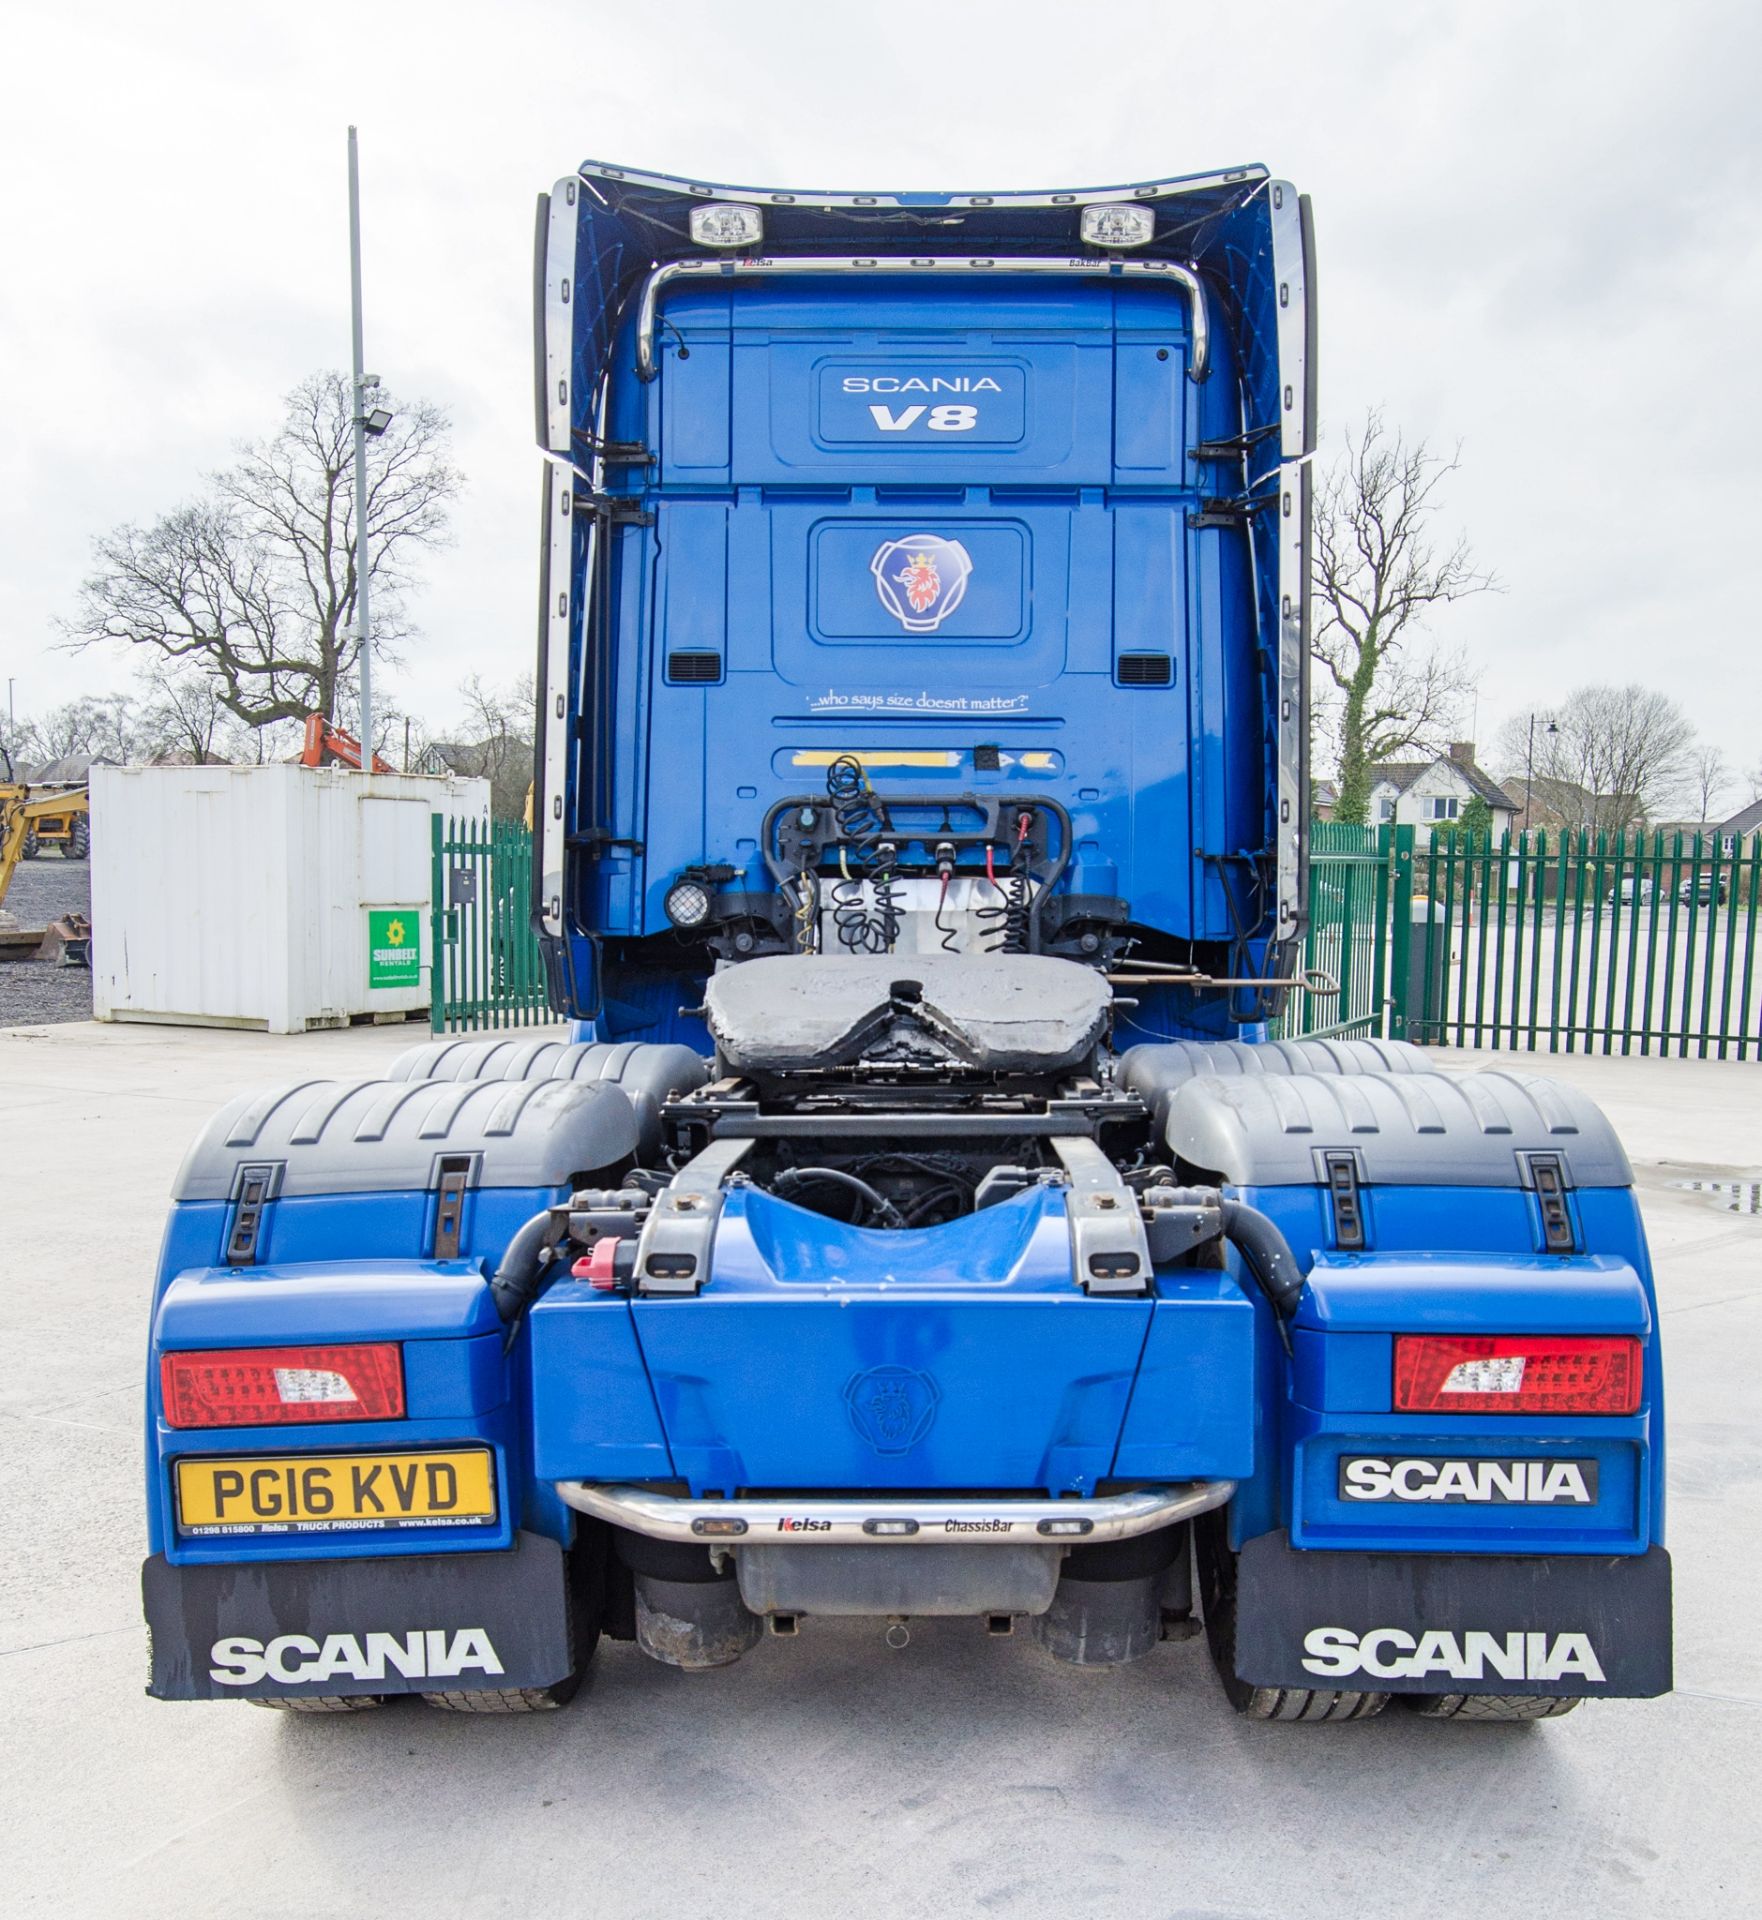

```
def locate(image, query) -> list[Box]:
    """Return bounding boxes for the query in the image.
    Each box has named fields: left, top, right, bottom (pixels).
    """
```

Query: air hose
left=978, top=809, right=1037, bottom=953
left=1215, top=1199, right=1307, bottom=1319
left=825, top=755, right=898, bottom=953
left=773, top=1166, right=907, bottom=1230
left=1142, top=1183, right=1306, bottom=1353
left=489, top=1208, right=568, bottom=1330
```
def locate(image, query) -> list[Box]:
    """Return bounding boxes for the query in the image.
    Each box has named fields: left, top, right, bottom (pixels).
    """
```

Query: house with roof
left=1502, top=773, right=1601, bottom=834
left=1648, top=798, right=1762, bottom=853
left=1715, top=796, right=1762, bottom=856
left=1367, top=742, right=1518, bottom=847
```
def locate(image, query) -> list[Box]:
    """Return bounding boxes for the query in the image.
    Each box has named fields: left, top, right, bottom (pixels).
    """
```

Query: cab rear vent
left=666, top=651, right=723, bottom=685
left=1116, top=653, right=1174, bottom=687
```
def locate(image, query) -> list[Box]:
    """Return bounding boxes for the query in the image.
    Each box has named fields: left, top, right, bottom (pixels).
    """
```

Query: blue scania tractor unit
left=141, top=160, right=1671, bottom=1720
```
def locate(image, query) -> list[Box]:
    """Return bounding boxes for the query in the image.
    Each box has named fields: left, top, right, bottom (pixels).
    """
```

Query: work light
left=690, top=202, right=764, bottom=249
left=1080, top=203, right=1155, bottom=249
left=665, top=877, right=713, bottom=928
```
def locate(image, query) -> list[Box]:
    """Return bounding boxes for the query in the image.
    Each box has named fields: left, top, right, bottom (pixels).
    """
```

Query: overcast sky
left=3, top=0, right=1758, bottom=790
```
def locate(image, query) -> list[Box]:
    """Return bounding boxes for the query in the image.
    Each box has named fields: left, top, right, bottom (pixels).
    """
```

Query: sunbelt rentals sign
left=367, top=909, right=421, bottom=990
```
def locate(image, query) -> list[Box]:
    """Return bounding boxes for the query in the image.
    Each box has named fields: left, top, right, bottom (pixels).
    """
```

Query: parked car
left=1678, top=874, right=1729, bottom=906
left=1606, top=876, right=1655, bottom=906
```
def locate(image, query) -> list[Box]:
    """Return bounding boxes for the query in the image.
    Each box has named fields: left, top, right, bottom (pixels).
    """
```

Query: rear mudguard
left=1224, top=1529, right=1672, bottom=1697
left=143, top=1532, right=582, bottom=1701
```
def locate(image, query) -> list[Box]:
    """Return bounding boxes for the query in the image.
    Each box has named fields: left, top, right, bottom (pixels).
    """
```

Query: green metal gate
left=430, top=816, right=552, bottom=1033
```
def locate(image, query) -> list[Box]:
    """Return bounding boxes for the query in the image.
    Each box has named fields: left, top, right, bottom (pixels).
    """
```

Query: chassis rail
left=556, top=1479, right=1236, bottom=1545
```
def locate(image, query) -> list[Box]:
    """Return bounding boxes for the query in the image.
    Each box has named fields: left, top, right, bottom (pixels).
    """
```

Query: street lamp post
left=1524, top=710, right=1559, bottom=833
left=346, top=128, right=393, bottom=772
left=1524, top=710, right=1560, bottom=908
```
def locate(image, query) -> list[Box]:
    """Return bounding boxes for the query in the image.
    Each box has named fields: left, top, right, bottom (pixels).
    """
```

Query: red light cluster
left=160, top=1344, right=404, bottom=1429
left=1394, top=1335, right=1640, bottom=1415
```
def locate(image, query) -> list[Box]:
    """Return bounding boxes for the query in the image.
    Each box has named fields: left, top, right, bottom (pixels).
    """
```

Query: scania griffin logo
left=844, top=1365, right=941, bottom=1454
left=1339, top=1455, right=1598, bottom=1505
left=1301, top=1627, right=1605, bottom=1683
left=870, top=535, right=974, bottom=633
left=208, top=1627, right=503, bottom=1687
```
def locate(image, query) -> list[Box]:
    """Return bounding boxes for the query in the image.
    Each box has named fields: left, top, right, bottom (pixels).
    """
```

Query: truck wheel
left=422, top=1677, right=580, bottom=1714
left=70, top=818, right=89, bottom=859
left=423, top=1529, right=606, bottom=1711
left=1401, top=1693, right=1579, bottom=1721
left=1233, top=1678, right=1391, bottom=1721
left=1196, top=1516, right=1388, bottom=1723
left=22, top=828, right=38, bottom=860
left=252, top=1694, right=387, bottom=1713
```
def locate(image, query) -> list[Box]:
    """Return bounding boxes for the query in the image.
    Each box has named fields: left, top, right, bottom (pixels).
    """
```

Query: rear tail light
left=1394, top=1335, right=1640, bottom=1415
left=160, top=1344, right=404, bottom=1429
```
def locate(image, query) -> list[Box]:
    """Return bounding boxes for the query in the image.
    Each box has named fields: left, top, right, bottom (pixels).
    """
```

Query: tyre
left=424, top=1530, right=605, bottom=1712
left=1401, top=1693, right=1580, bottom=1722
left=252, top=1694, right=387, bottom=1714
left=69, top=818, right=89, bottom=859
left=22, top=827, right=38, bottom=860
left=1232, top=1677, right=1391, bottom=1721
left=422, top=1676, right=581, bottom=1714
left=1196, top=1515, right=1388, bottom=1723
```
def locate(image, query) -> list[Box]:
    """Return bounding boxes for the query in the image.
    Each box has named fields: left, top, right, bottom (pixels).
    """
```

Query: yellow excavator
left=0, top=747, right=91, bottom=964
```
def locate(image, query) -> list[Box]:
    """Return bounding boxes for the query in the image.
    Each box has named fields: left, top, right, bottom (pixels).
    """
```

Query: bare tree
left=2, top=709, right=44, bottom=770
left=136, top=665, right=233, bottom=764
left=15, top=692, right=150, bottom=767
left=218, top=714, right=302, bottom=767
left=432, top=674, right=535, bottom=820
left=1499, top=688, right=1695, bottom=834
left=1685, top=744, right=1729, bottom=825
left=1311, top=411, right=1494, bottom=823
left=62, top=371, right=462, bottom=731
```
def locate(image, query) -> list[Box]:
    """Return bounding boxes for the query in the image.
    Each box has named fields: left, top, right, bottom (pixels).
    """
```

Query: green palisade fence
left=1276, top=820, right=1390, bottom=1042
left=430, top=814, right=1760, bottom=1057
left=1406, top=829, right=1761, bottom=1059
left=430, top=815, right=552, bottom=1033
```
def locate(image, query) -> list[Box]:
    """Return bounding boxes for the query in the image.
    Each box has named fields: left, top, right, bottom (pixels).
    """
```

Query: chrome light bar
left=635, top=255, right=1209, bottom=383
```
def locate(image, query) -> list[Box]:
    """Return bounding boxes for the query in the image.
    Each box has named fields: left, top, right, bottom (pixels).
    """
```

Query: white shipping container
left=90, top=765, right=491, bottom=1033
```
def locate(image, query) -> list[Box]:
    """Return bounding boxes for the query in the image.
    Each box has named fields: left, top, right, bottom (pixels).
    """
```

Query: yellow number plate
left=175, top=1448, right=497, bottom=1536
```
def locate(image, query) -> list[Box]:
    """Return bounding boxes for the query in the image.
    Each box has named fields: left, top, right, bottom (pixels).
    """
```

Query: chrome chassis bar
left=555, top=1478, right=1235, bottom=1546
left=635, top=255, right=1209, bottom=383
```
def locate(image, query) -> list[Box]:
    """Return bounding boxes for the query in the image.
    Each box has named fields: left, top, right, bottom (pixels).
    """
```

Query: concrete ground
left=0, top=1018, right=1756, bottom=1920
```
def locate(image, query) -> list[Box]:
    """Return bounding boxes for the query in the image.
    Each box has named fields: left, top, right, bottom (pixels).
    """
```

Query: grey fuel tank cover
left=703, top=953, right=1112, bottom=1076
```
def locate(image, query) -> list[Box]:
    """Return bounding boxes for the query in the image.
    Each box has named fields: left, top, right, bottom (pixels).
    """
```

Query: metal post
left=1387, top=825, right=1415, bottom=1041
left=347, top=126, right=373, bottom=770
left=430, top=810, right=446, bottom=1034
